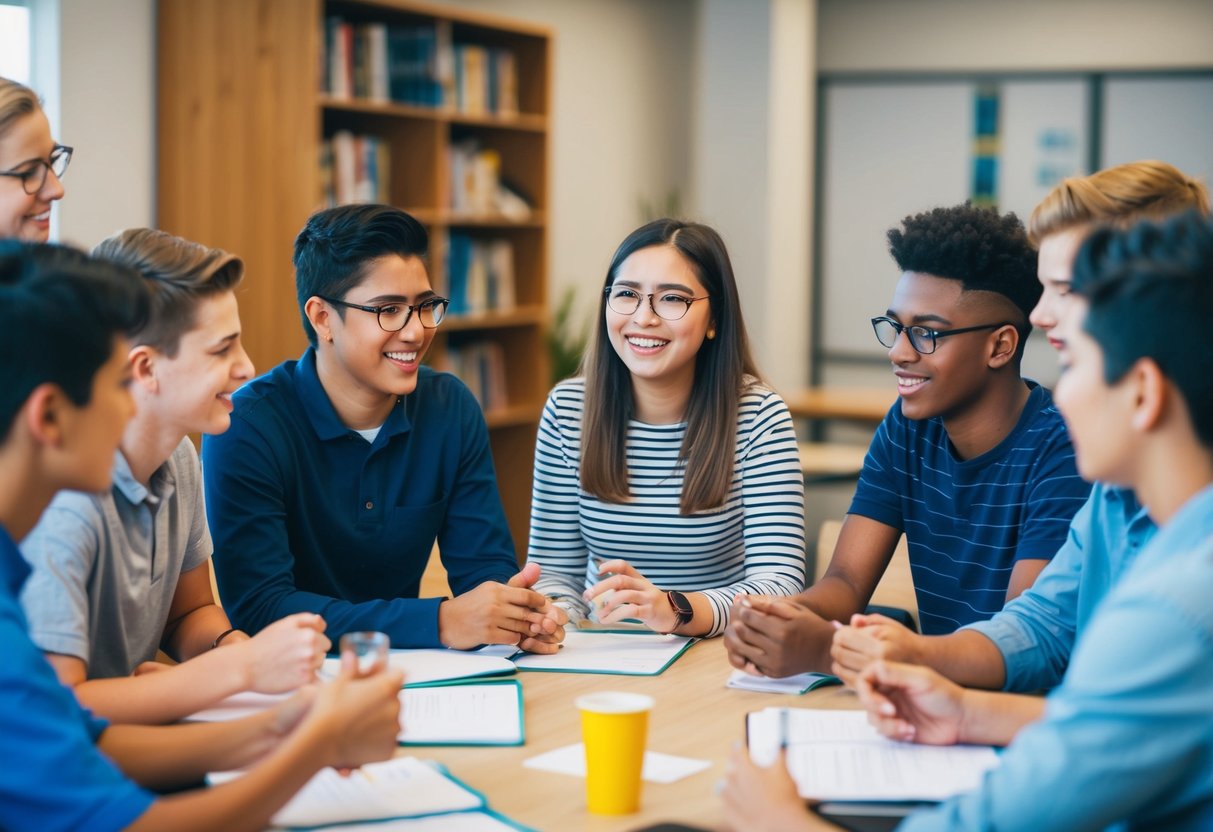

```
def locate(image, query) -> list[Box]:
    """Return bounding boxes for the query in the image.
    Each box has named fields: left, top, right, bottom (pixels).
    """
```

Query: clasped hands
left=438, top=562, right=569, bottom=653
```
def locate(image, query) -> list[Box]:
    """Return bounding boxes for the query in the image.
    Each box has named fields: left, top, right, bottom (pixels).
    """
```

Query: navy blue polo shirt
left=202, top=349, right=517, bottom=647
left=0, top=523, right=153, bottom=830
left=849, top=382, right=1091, bottom=634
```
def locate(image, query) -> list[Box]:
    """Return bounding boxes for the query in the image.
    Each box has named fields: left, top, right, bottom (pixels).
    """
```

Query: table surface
left=783, top=387, right=896, bottom=424
left=419, top=637, right=862, bottom=832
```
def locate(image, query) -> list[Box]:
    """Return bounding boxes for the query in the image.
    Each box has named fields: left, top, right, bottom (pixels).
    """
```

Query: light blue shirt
left=901, top=483, right=1213, bottom=831
left=962, top=483, right=1156, bottom=692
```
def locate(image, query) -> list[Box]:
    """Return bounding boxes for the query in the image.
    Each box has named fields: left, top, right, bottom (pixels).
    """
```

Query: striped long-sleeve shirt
left=527, top=378, right=807, bottom=637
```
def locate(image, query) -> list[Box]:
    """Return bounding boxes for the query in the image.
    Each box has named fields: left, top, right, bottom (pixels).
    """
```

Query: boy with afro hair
left=725, top=203, right=1091, bottom=677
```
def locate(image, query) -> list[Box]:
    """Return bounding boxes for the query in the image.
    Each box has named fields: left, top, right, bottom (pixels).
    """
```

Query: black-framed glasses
left=0, top=145, right=73, bottom=195
left=871, top=316, right=1013, bottom=355
left=319, top=295, right=450, bottom=331
left=604, top=286, right=710, bottom=321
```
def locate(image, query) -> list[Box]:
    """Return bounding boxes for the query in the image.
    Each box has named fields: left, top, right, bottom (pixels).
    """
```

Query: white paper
left=321, top=648, right=516, bottom=686
left=303, top=812, right=525, bottom=831
left=510, top=630, right=691, bottom=675
left=522, top=743, right=711, bottom=784
left=747, top=708, right=1000, bottom=802
left=727, top=669, right=840, bottom=694
left=399, top=683, right=522, bottom=745
left=208, top=756, right=482, bottom=828
left=186, top=690, right=290, bottom=722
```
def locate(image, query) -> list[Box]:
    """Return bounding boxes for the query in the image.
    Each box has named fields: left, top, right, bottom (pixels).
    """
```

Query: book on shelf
left=448, top=140, right=533, bottom=219
left=324, top=16, right=518, bottom=116
left=444, top=340, right=507, bottom=411
left=446, top=233, right=516, bottom=316
left=321, top=130, right=391, bottom=206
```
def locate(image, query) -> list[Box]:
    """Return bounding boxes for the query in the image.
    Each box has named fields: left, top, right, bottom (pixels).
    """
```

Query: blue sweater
left=202, top=350, right=517, bottom=647
left=849, top=382, right=1090, bottom=634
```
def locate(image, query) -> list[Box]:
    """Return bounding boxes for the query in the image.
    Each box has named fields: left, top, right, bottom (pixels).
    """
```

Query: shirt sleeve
left=0, top=603, right=153, bottom=831
left=17, top=493, right=101, bottom=665
left=203, top=409, right=448, bottom=647
left=175, top=438, right=213, bottom=573
left=697, top=391, right=807, bottom=636
left=847, top=405, right=906, bottom=531
left=433, top=382, right=521, bottom=595
left=527, top=388, right=592, bottom=618
left=1010, top=419, right=1090, bottom=563
left=961, top=490, right=1096, bottom=692
left=900, top=587, right=1213, bottom=831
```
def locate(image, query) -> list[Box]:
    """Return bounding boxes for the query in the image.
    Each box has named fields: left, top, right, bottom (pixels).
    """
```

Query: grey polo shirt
left=19, top=437, right=212, bottom=679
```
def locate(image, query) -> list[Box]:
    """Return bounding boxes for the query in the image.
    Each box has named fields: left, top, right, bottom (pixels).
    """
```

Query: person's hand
left=830, top=613, right=923, bottom=687
left=723, top=595, right=829, bottom=678
left=307, top=650, right=404, bottom=770
left=583, top=559, right=676, bottom=633
left=508, top=562, right=568, bottom=654
left=855, top=660, right=965, bottom=745
left=721, top=743, right=821, bottom=832
left=438, top=567, right=551, bottom=650
left=240, top=612, right=331, bottom=693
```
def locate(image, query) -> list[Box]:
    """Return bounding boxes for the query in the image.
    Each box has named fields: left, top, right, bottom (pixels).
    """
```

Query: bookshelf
left=157, top=0, right=552, bottom=555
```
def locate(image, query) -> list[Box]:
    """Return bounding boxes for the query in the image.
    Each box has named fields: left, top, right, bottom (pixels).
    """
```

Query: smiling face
left=605, top=244, right=713, bottom=399
left=145, top=290, right=254, bottom=436
left=884, top=271, right=1018, bottom=422
left=0, top=110, right=65, bottom=242
left=315, top=254, right=437, bottom=406
left=1030, top=225, right=1088, bottom=352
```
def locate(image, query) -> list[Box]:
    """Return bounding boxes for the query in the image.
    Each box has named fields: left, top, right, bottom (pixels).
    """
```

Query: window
left=0, top=1, right=31, bottom=83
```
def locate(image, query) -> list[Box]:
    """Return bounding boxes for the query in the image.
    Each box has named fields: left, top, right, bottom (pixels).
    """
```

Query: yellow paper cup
left=575, top=691, right=654, bottom=815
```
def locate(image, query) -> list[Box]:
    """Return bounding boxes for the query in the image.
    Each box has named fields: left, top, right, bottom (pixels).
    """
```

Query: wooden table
left=784, top=387, right=896, bottom=424
left=419, top=638, right=862, bottom=832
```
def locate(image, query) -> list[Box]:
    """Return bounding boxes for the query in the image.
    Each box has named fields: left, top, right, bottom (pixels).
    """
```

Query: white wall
left=818, top=0, right=1213, bottom=72
left=31, top=0, right=155, bottom=249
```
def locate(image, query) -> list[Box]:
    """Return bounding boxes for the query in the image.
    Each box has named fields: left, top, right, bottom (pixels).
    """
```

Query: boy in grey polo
left=20, top=228, right=330, bottom=725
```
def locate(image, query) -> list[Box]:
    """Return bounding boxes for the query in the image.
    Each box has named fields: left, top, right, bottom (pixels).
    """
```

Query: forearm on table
left=164, top=605, right=237, bottom=661
left=922, top=630, right=1009, bottom=690
left=957, top=689, right=1045, bottom=746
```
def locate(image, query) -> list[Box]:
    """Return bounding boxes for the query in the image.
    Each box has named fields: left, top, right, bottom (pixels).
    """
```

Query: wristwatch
left=665, top=590, right=693, bottom=632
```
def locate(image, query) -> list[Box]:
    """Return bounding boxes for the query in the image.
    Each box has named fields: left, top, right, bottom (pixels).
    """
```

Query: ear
left=1130, top=358, right=1167, bottom=434
left=986, top=324, right=1021, bottom=370
left=305, top=296, right=334, bottom=344
left=22, top=383, right=68, bottom=448
left=128, top=344, right=159, bottom=394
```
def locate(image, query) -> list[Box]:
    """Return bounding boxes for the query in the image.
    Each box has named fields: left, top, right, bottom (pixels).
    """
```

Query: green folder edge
left=510, top=634, right=698, bottom=676
left=398, top=678, right=525, bottom=748
left=281, top=759, right=537, bottom=831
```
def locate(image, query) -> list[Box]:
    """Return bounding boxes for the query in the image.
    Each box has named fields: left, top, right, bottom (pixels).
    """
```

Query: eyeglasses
left=320, top=295, right=450, bottom=331
left=871, top=316, right=1013, bottom=355
left=0, top=145, right=73, bottom=194
left=604, top=286, right=710, bottom=321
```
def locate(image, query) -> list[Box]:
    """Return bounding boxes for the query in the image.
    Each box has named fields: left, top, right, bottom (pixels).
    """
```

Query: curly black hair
left=887, top=203, right=1041, bottom=321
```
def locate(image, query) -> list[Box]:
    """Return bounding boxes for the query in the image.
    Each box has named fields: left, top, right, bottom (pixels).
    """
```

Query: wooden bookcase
left=157, top=0, right=551, bottom=555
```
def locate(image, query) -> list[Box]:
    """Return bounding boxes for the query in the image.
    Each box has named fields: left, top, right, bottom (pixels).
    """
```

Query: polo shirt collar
left=292, top=348, right=413, bottom=443
left=111, top=448, right=175, bottom=507
left=0, top=522, right=31, bottom=596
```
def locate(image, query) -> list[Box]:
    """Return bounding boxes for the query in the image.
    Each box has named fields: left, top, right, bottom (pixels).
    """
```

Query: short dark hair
left=92, top=228, right=243, bottom=357
left=887, top=203, right=1041, bottom=325
left=0, top=242, right=149, bottom=441
left=1072, top=211, right=1213, bottom=450
left=293, top=204, right=429, bottom=346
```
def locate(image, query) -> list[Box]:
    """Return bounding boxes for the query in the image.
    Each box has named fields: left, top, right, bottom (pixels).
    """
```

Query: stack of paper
left=746, top=708, right=1000, bottom=802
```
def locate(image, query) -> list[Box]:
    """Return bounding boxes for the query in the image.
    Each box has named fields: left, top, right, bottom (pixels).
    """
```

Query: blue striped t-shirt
left=849, top=382, right=1091, bottom=635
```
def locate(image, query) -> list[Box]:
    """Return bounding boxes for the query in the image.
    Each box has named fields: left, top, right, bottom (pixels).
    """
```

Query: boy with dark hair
left=725, top=203, right=1090, bottom=676
left=0, top=241, right=401, bottom=831
left=20, top=228, right=328, bottom=725
left=724, top=211, right=1213, bottom=832
left=203, top=204, right=565, bottom=651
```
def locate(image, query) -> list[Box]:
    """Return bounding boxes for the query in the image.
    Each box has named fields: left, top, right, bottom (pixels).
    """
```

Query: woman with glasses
left=527, top=218, right=806, bottom=638
left=0, top=77, right=70, bottom=242
left=201, top=204, right=567, bottom=654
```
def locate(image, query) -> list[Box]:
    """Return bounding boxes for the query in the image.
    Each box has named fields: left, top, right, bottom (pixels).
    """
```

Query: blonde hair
left=0, top=77, right=41, bottom=140
left=92, top=228, right=244, bottom=357
left=1028, top=160, right=1210, bottom=246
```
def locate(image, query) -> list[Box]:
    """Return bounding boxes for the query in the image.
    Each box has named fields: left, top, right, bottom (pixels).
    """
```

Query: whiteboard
left=1102, top=76, right=1213, bottom=186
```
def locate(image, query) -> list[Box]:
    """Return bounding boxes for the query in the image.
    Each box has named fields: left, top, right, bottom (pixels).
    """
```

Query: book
left=510, top=629, right=694, bottom=676
left=319, top=647, right=516, bottom=688
left=726, top=668, right=842, bottom=695
left=746, top=708, right=1000, bottom=802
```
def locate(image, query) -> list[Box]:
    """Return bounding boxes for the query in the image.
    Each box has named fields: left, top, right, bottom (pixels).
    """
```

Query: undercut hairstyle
left=0, top=242, right=149, bottom=441
left=580, top=218, right=761, bottom=515
left=1028, top=160, right=1210, bottom=247
left=0, top=77, right=40, bottom=139
left=92, top=228, right=244, bottom=357
left=1072, top=211, right=1213, bottom=450
left=293, top=204, right=429, bottom=347
left=887, top=202, right=1041, bottom=327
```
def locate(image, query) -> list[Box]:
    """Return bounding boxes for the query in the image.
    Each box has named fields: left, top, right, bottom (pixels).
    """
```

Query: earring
left=707, top=327, right=716, bottom=340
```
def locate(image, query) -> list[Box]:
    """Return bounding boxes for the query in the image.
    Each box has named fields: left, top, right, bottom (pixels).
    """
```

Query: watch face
left=669, top=590, right=693, bottom=620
